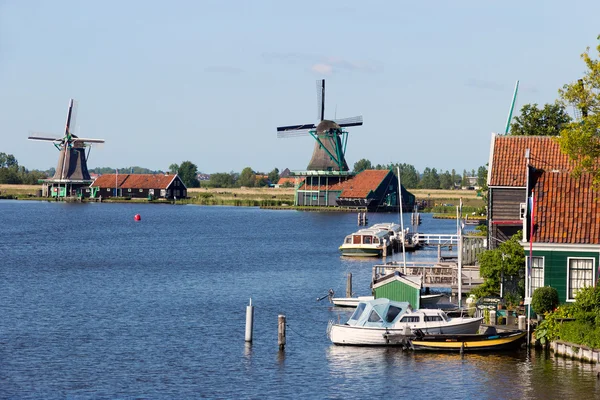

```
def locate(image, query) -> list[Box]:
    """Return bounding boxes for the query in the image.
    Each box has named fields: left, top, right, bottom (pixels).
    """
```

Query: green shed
left=372, top=271, right=422, bottom=309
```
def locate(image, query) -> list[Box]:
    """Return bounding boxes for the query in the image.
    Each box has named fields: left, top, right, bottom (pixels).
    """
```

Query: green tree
left=477, top=165, right=488, bottom=187
left=558, top=35, right=600, bottom=187
left=168, top=163, right=179, bottom=175
left=208, top=172, right=235, bottom=188
left=472, top=232, right=525, bottom=298
left=177, top=161, right=200, bottom=188
left=268, top=168, right=280, bottom=185
left=392, top=163, right=419, bottom=188
left=353, top=158, right=372, bottom=173
left=439, top=170, right=453, bottom=189
left=451, top=169, right=458, bottom=188
left=238, top=167, right=255, bottom=187
left=419, top=167, right=440, bottom=189
left=510, top=103, right=571, bottom=136
left=461, top=169, right=469, bottom=187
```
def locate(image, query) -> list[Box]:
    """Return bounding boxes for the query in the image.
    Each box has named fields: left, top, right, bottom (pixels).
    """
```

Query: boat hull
left=328, top=317, right=483, bottom=346
left=409, top=331, right=526, bottom=352
left=339, top=247, right=383, bottom=257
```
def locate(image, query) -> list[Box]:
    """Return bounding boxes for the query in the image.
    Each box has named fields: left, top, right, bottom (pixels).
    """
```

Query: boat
left=331, top=293, right=443, bottom=308
left=339, top=227, right=393, bottom=257
left=327, top=298, right=483, bottom=346
left=399, top=329, right=527, bottom=352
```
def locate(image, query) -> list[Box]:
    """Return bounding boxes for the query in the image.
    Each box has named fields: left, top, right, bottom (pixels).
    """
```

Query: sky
left=1, top=1, right=599, bottom=175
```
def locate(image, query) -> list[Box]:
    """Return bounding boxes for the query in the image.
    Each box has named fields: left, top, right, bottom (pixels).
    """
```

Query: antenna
left=504, top=80, right=519, bottom=134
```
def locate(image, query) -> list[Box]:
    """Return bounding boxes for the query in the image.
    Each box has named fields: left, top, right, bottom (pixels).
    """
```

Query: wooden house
left=487, top=134, right=599, bottom=303
left=372, top=271, right=422, bottom=309
left=87, top=173, right=187, bottom=200
left=295, top=169, right=415, bottom=212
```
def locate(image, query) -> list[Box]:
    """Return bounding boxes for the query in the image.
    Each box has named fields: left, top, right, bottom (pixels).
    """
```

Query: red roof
left=489, top=135, right=573, bottom=187
left=277, top=177, right=302, bottom=185
left=532, top=171, right=599, bottom=244
left=91, top=174, right=181, bottom=189
left=335, top=170, right=392, bottom=198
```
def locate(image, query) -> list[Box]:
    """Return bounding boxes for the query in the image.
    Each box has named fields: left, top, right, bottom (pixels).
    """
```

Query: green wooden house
left=372, top=271, right=422, bottom=309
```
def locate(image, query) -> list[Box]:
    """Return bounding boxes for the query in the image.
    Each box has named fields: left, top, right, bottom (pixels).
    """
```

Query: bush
left=532, top=286, right=559, bottom=315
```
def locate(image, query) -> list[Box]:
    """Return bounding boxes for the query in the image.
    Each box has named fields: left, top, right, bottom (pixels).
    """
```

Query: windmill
left=29, top=99, right=105, bottom=197
left=277, top=79, right=363, bottom=171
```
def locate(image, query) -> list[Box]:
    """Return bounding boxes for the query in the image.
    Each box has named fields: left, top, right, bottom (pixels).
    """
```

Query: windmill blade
left=64, top=99, right=75, bottom=137
left=28, top=135, right=63, bottom=142
left=277, top=123, right=316, bottom=132
left=69, top=99, right=79, bottom=136
left=277, top=129, right=313, bottom=138
left=316, top=79, right=325, bottom=122
left=334, top=116, right=363, bottom=128
left=72, top=137, right=105, bottom=143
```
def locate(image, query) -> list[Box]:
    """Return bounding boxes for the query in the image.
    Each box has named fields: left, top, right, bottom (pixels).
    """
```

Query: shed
left=372, top=271, right=422, bottom=309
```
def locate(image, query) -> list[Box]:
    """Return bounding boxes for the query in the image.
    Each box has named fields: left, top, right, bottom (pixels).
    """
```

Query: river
left=1, top=200, right=598, bottom=399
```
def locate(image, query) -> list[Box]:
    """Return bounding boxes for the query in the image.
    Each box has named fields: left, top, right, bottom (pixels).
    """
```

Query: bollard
left=518, top=315, right=526, bottom=330
left=245, top=298, right=254, bottom=342
left=278, top=315, right=286, bottom=351
left=490, top=310, right=497, bottom=325
left=346, top=273, right=352, bottom=298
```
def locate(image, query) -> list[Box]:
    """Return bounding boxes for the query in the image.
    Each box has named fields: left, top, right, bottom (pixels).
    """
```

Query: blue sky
left=1, top=1, right=599, bottom=174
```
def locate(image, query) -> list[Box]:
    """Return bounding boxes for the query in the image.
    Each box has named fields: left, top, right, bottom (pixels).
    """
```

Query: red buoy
left=134, top=214, right=141, bottom=221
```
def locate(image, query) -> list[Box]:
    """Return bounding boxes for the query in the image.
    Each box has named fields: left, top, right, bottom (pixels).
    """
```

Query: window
left=349, top=303, right=366, bottom=322
left=363, top=236, right=372, bottom=245
left=312, top=195, right=318, bottom=201
left=149, top=189, right=154, bottom=195
left=385, top=306, right=403, bottom=323
left=400, top=316, right=420, bottom=323
left=529, top=257, right=544, bottom=295
left=345, top=237, right=352, bottom=244
left=567, top=258, right=595, bottom=301
left=424, top=315, right=443, bottom=322
left=106, top=188, right=110, bottom=192
left=367, top=310, right=382, bottom=323
left=128, top=189, right=132, bottom=193
left=139, top=189, right=143, bottom=192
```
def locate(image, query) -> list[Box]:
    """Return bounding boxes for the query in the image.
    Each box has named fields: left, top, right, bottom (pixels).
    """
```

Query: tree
left=391, top=163, right=419, bottom=188
left=208, top=172, right=235, bottom=188
left=168, top=163, right=179, bottom=174
left=177, top=161, right=200, bottom=188
left=268, top=168, right=280, bottom=185
left=558, top=35, right=600, bottom=187
left=0, top=153, right=18, bottom=168
left=419, top=167, right=440, bottom=189
left=353, top=158, right=372, bottom=173
left=477, top=165, right=488, bottom=187
left=439, top=170, right=453, bottom=189
left=510, top=103, right=571, bottom=136
left=461, top=169, right=469, bottom=187
left=238, top=167, right=255, bottom=187
left=472, top=232, right=525, bottom=298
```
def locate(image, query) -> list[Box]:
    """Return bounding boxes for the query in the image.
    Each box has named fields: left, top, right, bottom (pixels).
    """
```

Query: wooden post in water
left=437, top=245, right=441, bottom=261
left=346, top=273, right=353, bottom=298
left=278, top=315, right=286, bottom=351
left=245, top=298, right=254, bottom=343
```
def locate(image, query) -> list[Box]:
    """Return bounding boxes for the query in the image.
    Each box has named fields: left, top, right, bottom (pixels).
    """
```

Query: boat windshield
left=348, top=302, right=367, bottom=324
left=344, top=236, right=352, bottom=244
left=384, top=305, right=403, bottom=323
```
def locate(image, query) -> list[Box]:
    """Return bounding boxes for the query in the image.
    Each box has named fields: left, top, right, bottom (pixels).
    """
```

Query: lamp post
left=500, top=253, right=506, bottom=298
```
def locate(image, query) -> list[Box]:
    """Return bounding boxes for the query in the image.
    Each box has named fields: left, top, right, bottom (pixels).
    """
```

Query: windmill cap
left=316, top=120, right=341, bottom=134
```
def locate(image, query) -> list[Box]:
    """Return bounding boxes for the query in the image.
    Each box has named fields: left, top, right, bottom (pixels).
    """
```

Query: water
left=1, top=201, right=598, bottom=399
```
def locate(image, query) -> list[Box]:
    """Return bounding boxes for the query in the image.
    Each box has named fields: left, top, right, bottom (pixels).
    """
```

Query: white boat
left=331, top=294, right=443, bottom=308
left=339, top=227, right=393, bottom=257
left=327, top=298, right=483, bottom=346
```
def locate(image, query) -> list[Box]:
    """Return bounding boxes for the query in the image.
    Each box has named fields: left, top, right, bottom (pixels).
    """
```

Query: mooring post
left=437, top=244, right=441, bottom=261
left=245, top=298, right=254, bottom=343
left=278, top=315, right=286, bottom=351
left=346, top=273, right=353, bottom=298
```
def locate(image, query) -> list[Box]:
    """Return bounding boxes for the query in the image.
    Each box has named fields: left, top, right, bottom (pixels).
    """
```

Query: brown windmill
left=277, top=79, right=362, bottom=171
left=28, top=99, right=105, bottom=197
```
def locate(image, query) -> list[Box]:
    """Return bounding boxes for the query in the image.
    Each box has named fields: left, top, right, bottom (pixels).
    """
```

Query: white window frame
left=566, top=257, right=596, bottom=302
left=529, top=256, right=545, bottom=296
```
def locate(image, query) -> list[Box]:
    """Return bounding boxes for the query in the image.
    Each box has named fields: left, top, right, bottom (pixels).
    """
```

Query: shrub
left=531, top=286, right=559, bottom=316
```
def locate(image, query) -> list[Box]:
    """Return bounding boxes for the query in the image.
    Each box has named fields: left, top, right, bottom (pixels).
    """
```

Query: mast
left=397, top=167, right=407, bottom=274
left=504, top=80, right=519, bottom=134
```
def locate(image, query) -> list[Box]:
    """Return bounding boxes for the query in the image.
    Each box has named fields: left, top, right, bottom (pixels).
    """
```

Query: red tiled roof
left=336, top=170, right=392, bottom=198
left=489, top=135, right=573, bottom=187
left=91, top=174, right=180, bottom=189
left=277, top=177, right=302, bottom=185
left=532, top=171, right=599, bottom=244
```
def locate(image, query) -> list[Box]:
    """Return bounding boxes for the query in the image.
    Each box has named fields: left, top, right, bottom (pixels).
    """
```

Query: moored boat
left=339, top=227, right=393, bottom=257
left=327, top=298, right=483, bottom=346
left=403, top=329, right=527, bottom=352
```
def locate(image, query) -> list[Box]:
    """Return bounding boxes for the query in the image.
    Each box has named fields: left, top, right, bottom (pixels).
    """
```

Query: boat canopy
left=346, top=298, right=410, bottom=328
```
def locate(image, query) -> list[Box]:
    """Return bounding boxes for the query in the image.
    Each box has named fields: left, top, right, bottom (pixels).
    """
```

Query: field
left=0, top=185, right=485, bottom=209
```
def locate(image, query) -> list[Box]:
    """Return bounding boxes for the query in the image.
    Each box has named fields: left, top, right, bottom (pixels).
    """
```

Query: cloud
left=262, top=52, right=379, bottom=75
left=204, top=66, right=243, bottom=74
left=465, top=78, right=505, bottom=91
left=311, top=63, right=333, bottom=75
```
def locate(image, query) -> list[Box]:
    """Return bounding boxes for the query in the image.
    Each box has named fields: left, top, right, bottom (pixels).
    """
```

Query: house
left=487, top=134, right=599, bottom=304
left=87, top=173, right=187, bottom=200
left=295, top=169, right=415, bottom=212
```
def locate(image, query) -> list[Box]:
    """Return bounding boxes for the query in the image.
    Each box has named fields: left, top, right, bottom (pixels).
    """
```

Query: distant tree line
left=0, top=153, right=48, bottom=184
